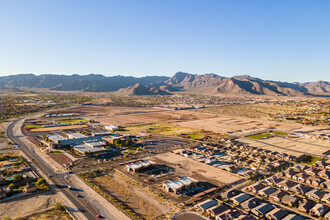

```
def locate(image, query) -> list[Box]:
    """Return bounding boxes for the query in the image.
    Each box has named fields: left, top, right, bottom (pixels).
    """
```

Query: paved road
left=6, top=118, right=99, bottom=220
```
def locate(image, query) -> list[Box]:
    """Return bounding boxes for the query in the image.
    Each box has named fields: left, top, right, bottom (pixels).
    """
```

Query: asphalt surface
left=6, top=118, right=99, bottom=220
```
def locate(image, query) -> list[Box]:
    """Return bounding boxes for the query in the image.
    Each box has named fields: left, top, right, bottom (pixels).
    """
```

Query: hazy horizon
left=0, top=72, right=328, bottom=84
left=0, top=0, right=329, bottom=82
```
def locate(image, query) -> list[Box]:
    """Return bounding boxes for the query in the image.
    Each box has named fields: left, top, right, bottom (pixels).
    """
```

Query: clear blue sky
left=0, top=0, right=329, bottom=82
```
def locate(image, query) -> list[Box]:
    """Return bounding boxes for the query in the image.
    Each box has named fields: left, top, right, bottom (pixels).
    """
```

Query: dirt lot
left=24, top=208, right=71, bottom=220
left=118, top=123, right=201, bottom=136
left=155, top=152, right=241, bottom=185
left=62, top=106, right=159, bottom=116
left=238, top=136, right=330, bottom=157
left=61, top=106, right=214, bottom=126
left=92, top=171, right=172, bottom=219
left=0, top=122, right=10, bottom=149
left=49, top=152, right=73, bottom=167
left=175, top=115, right=304, bottom=136
left=0, top=191, right=61, bottom=219
left=192, top=103, right=302, bottom=120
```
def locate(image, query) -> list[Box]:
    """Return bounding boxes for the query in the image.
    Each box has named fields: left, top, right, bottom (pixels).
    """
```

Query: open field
left=25, top=124, right=43, bottom=128
left=192, top=103, right=302, bottom=119
left=64, top=106, right=159, bottom=115
left=175, top=115, right=302, bottom=135
left=56, top=118, right=89, bottom=124
left=155, top=152, right=241, bottom=185
left=0, top=122, right=13, bottom=151
left=29, top=124, right=86, bottom=132
left=247, top=133, right=272, bottom=139
left=0, top=191, right=61, bottom=219
left=238, top=136, right=330, bottom=157
left=92, top=171, right=170, bottom=219
left=188, top=133, right=204, bottom=140
left=271, top=131, right=289, bottom=136
left=247, top=131, right=289, bottom=139
left=0, top=125, right=6, bottom=145
left=94, top=110, right=214, bottom=126
left=119, top=123, right=201, bottom=136
left=63, top=106, right=214, bottom=126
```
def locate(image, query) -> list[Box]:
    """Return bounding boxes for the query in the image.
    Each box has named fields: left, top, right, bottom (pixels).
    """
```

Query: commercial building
left=163, top=176, right=198, bottom=194
left=126, top=160, right=155, bottom=173
left=72, top=139, right=107, bottom=155
left=67, top=132, right=88, bottom=139
left=105, top=125, right=119, bottom=132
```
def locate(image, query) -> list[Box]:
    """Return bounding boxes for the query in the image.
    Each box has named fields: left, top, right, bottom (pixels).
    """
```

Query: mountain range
left=0, top=72, right=329, bottom=96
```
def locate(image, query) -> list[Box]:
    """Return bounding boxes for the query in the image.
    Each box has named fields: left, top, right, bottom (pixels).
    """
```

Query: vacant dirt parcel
left=92, top=171, right=170, bottom=220
left=238, top=136, right=330, bottom=157
left=64, top=106, right=214, bottom=126
left=119, top=123, right=201, bottom=137
left=175, top=115, right=302, bottom=135
left=155, top=152, right=241, bottom=185
left=0, top=191, right=61, bottom=219
left=24, top=208, right=72, bottom=220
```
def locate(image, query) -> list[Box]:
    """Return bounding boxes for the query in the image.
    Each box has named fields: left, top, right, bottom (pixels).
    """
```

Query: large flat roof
left=60, top=136, right=103, bottom=146
left=92, top=131, right=112, bottom=136
left=85, top=140, right=107, bottom=147
left=105, top=125, right=118, bottom=130
left=72, top=143, right=106, bottom=153
left=67, top=132, right=88, bottom=139
left=163, top=176, right=197, bottom=190
left=126, top=160, right=154, bottom=170
left=48, top=134, right=67, bottom=142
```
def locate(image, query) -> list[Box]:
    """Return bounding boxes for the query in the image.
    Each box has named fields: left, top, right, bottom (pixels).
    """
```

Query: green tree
left=113, top=140, right=120, bottom=146
left=125, top=139, right=131, bottom=147
left=36, top=178, right=46, bottom=186
left=13, top=174, right=23, bottom=183
left=55, top=202, right=65, bottom=211
left=0, top=154, right=9, bottom=161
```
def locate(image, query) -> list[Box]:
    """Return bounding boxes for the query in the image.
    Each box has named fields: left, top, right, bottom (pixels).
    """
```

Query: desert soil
left=61, top=106, right=214, bottom=126
left=92, top=171, right=172, bottom=220
left=0, top=191, right=60, bottom=219
left=155, top=152, right=241, bottom=185
left=24, top=209, right=71, bottom=220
